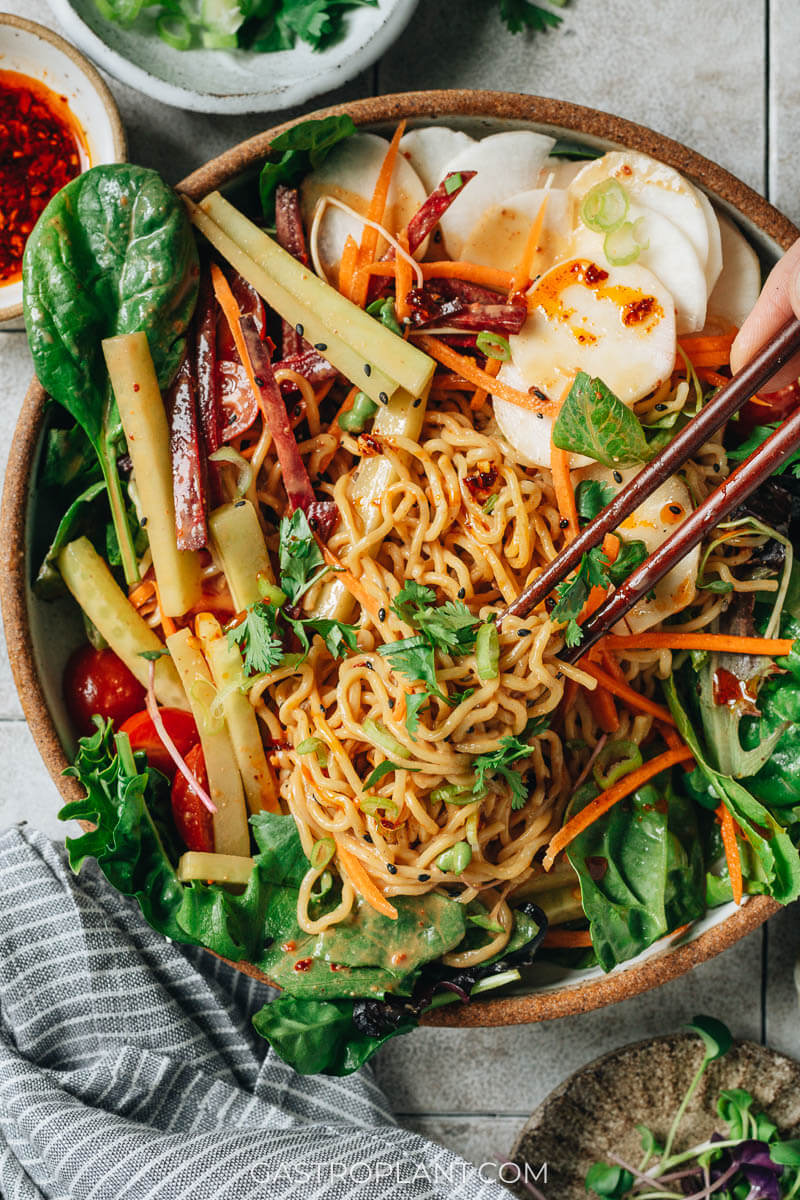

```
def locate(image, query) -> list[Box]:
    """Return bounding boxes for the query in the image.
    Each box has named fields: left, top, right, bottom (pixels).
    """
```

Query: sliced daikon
left=399, top=125, right=477, bottom=193
left=697, top=189, right=723, bottom=292
left=539, top=157, right=591, bottom=189
left=569, top=151, right=710, bottom=270
left=492, top=258, right=675, bottom=469
left=300, top=132, right=427, bottom=278
left=571, top=202, right=708, bottom=334
left=436, top=131, right=556, bottom=258
left=578, top=465, right=699, bottom=633
left=707, top=213, right=762, bottom=329
left=462, top=188, right=571, bottom=276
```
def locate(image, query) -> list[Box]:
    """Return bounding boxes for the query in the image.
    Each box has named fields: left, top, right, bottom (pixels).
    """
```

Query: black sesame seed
left=518, top=628, right=531, bottom=637
left=364, top=364, right=372, bottom=377
left=655, top=402, right=668, bottom=411
left=234, top=499, right=246, bottom=509
left=365, top=662, right=374, bottom=671
left=379, top=391, right=389, bottom=405
left=613, top=470, right=623, bottom=483
left=254, top=375, right=265, bottom=388
left=294, top=404, right=302, bottom=417
left=669, top=504, right=682, bottom=515
left=141, top=517, right=148, bottom=527
left=295, top=323, right=304, bottom=337
left=536, top=412, right=544, bottom=420
left=378, top=608, right=386, bottom=621
left=544, top=596, right=556, bottom=613
left=314, top=342, right=327, bottom=352
left=457, top=587, right=466, bottom=599
left=714, top=463, right=721, bottom=472
left=559, top=518, right=569, bottom=529
left=388, top=697, right=395, bottom=709
left=412, top=396, right=422, bottom=408
left=556, top=671, right=563, bottom=680
left=386, top=863, right=398, bottom=875
left=418, top=873, right=430, bottom=882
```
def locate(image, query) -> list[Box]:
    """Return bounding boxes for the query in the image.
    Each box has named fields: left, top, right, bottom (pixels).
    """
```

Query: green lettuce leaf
left=253, top=995, right=414, bottom=1075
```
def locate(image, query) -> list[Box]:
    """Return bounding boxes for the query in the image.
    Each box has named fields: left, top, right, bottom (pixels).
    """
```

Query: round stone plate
left=510, top=1033, right=800, bottom=1199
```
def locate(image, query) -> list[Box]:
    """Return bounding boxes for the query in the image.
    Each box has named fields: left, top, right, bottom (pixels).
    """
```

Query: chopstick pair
left=496, top=317, right=800, bottom=663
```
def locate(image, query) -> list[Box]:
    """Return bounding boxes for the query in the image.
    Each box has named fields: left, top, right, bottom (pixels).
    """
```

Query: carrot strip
left=471, top=358, right=501, bottom=411
left=510, top=191, right=549, bottom=294
left=696, top=368, right=731, bottom=387
left=550, top=441, right=579, bottom=543
left=129, top=579, right=156, bottom=608
left=418, top=336, right=545, bottom=412
left=604, top=633, right=794, bottom=655
left=542, top=746, right=694, bottom=869
left=338, top=234, right=359, bottom=300
left=336, top=841, right=398, bottom=920
left=717, top=802, right=743, bottom=905
left=394, top=229, right=413, bottom=322
left=364, top=260, right=515, bottom=292
left=210, top=263, right=269, bottom=433
left=319, top=543, right=383, bottom=622
left=152, top=581, right=177, bottom=638
left=677, top=329, right=736, bottom=355
left=587, top=684, right=619, bottom=734
left=581, top=663, right=676, bottom=726
left=600, top=646, right=626, bottom=683
left=351, top=121, right=406, bottom=308
left=542, top=929, right=593, bottom=948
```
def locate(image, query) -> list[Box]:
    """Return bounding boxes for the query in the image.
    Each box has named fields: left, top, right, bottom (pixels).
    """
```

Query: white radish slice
left=696, top=189, right=723, bottom=292
left=399, top=126, right=477, bottom=194
left=707, top=213, right=762, bottom=329
left=578, top=465, right=699, bottom=633
left=300, top=132, right=427, bottom=279
left=492, top=258, right=676, bottom=469
left=461, top=187, right=571, bottom=276
left=538, top=157, right=591, bottom=189
left=436, top=131, right=556, bottom=259
left=569, top=151, right=710, bottom=270
left=571, top=202, right=708, bottom=334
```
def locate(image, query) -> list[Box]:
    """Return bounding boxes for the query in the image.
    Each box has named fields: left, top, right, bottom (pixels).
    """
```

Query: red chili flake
left=622, top=296, right=658, bottom=326
left=358, top=432, right=383, bottom=456
left=330, top=962, right=346, bottom=972
left=584, top=263, right=609, bottom=285
left=0, top=70, right=86, bottom=283
left=463, top=464, right=498, bottom=497
left=293, top=957, right=313, bottom=972
left=281, top=940, right=297, bottom=953
left=133, top=383, right=140, bottom=393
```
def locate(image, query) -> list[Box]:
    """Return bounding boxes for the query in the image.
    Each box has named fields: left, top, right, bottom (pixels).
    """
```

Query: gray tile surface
left=1, top=0, right=799, bottom=1174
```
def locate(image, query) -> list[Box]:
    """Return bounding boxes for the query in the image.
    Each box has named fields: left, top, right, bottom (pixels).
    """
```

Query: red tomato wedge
left=119, top=708, right=199, bottom=779
left=64, top=646, right=146, bottom=738
left=171, top=743, right=213, bottom=853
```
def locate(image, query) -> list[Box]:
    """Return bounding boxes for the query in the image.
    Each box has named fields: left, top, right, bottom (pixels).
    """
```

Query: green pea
left=436, top=841, right=473, bottom=875
left=338, top=391, right=378, bottom=433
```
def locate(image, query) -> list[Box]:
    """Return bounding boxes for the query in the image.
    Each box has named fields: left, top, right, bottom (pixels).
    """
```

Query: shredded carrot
left=696, top=368, right=731, bottom=388
left=394, top=229, right=413, bottom=322
left=430, top=373, right=479, bottom=393
left=319, top=543, right=383, bottom=622
left=581, top=662, right=676, bottom=726
left=543, top=746, right=694, bottom=869
left=152, top=581, right=177, bottom=638
left=338, top=234, right=359, bottom=301
left=587, top=683, right=619, bottom=734
left=418, top=336, right=546, bottom=413
left=550, top=438, right=579, bottom=542
left=363, top=260, right=515, bottom=293
left=471, top=358, right=501, bottom=411
left=129, top=579, right=156, bottom=608
left=600, top=646, right=626, bottom=683
left=660, top=722, right=693, bottom=772
left=350, top=121, right=406, bottom=308
left=716, top=803, right=743, bottom=905
left=542, top=929, right=593, bottom=948
left=336, top=841, right=398, bottom=919
left=210, top=263, right=266, bottom=423
left=510, top=191, right=549, bottom=294
left=561, top=677, right=579, bottom=712
left=604, top=633, right=794, bottom=655
left=677, top=329, right=736, bottom=360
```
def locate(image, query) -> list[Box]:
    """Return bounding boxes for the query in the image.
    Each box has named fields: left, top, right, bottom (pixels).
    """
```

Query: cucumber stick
left=177, top=851, right=253, bottom=885
left=167, top=627, right=250, bottom=857
left=208, top=501, right=273, bottom=610
left=195, top=612, right=280, bottom=815
left=58, top=537, right=186, bottom=709
left=192, top=194, right=435, bottom=405
left=103, top=333, right=202, bottom=618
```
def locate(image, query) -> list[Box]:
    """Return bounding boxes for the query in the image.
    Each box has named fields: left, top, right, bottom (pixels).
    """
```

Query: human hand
left=731, top=238, right=800, bottom=390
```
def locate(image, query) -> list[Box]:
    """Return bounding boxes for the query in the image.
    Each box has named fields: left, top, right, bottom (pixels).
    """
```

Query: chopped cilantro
left=550, top=538, right=648, bottom=647
left=471, top=716, right=550, bottom=811
left=404, top=691, right=432, bottom=738
left=228, top=602, right=285, bottom=675
left=390, top=581, right=481, bottom=655
left=278, top=509, right=330, bottom=604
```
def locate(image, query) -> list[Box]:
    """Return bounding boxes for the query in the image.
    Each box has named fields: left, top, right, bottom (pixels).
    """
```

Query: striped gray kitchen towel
left=0, top=824, right=510, bottom=1200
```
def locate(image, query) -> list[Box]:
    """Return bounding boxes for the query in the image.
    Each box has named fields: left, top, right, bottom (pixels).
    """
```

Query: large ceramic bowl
left=3, top=91, right=796, bottom=1028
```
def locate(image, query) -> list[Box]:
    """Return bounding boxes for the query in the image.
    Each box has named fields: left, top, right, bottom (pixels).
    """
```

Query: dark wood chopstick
left=560, top=400, right=800, bottom=662
left=497, top=316, right=800, bottom=632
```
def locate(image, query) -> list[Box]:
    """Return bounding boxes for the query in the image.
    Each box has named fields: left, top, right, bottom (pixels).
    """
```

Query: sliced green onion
left=436, top=841, right=472, bottom=875
left=471, top=968, right=520, bottom=994
left=445, top=172, right=464, bottom=195
left=310, top=836, right=335, bottom=870
left=297, top=736, right=327, bottom=765
left=366, top=297, right=402, bottom=336
left=469, top=912, right=505, bottom=934
left=482, top=493, right=498, bottom=514
left=209, top=446, right=253, bottom=499
left=592, top=739, right=643, bottom=789
left=257, top=579, right=288, bottom=608
left=603, top=218, right=649, bottom=266
left=359, top=793, right=399, bottom=818
left=200, top=30, right=238, bottom=48
left=581, top=178, right=629, bottom=233
left=94, top=0, right=144, bottom=23
left=475, top=620, right=500, bottom=681
left=157, top=13, right=192, bottom=49
left=476, top=330, right=511, bottom=362
left=363, top=717, right=410, bottom=760
left=430, top=783, right=480, bottom=805
left=311, top=870, right=333, bottom=900
left=338, top=391, right=379, bottom=434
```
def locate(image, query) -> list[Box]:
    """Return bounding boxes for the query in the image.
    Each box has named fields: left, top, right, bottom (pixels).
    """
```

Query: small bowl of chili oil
left=0, top=14, right=126, bottom=322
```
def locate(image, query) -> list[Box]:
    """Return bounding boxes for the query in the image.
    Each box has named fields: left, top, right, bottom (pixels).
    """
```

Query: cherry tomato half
left=171, top=743, right=214, bottom=853
left=64, top=645, right=146, bottom=738
left=119, top=708, right=199, bottom=779
left=739, top=380, right=800, bottom=436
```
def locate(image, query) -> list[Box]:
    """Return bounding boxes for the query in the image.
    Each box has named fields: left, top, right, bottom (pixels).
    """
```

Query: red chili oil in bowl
left=0, top=68, right=88, bottom=285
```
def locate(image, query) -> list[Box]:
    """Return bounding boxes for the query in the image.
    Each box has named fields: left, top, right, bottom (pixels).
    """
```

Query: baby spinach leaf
left=552, top=371, right=653, bottom=467
left=23, top=164, right=199, bottom=580
left=36, top=479, right=107, bottom=598
left=259, top=114, right=357, bottom=220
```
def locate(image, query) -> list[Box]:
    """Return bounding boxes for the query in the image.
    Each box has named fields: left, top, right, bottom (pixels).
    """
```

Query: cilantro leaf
left=378, top=636, right=441, bottom=693
left=550, top=539, right=647, bottom=647
left=362, top=760, right=421, bottom=789
left=605, top=539, right=648, bottom=585
left=390, top=583, right=481, bottom=654
left=553, top=372, right=653, bottom=467
left=390, top=581, right=436, bottom=620
left=228, top=602, right=285, bottom=675
left=472, top=720, right=550, bottom=811
left=727, top=423, right=800, bottom=477
left=575, top=479, right=616, bottom=523
left=288, top=616, right=359, bottom=659
left=279, top=508, right=330, bottom=604
left=498, top=0, right=563, bottom=35
left=404, top=692, right=432, bottom=738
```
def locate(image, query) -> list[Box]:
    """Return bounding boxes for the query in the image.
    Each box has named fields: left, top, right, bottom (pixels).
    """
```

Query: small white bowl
left=0, top=14, right=126, bottom=323
left=45, top=0, right=419, bottom=115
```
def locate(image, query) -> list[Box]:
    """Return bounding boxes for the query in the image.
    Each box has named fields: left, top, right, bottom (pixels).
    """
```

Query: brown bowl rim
left=1, top=88, right=789, bottom=1027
